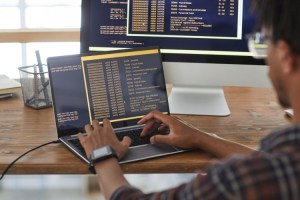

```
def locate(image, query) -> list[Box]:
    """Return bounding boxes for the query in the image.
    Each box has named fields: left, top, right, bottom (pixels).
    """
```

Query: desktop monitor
left=80, top=0, right=266, bottom=116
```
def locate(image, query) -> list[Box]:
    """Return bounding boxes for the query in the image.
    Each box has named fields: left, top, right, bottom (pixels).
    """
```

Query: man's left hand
left=78, top=119, right=131, bottom=160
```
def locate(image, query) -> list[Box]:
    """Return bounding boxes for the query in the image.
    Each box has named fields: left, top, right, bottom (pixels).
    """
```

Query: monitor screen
left=80, top=0, right=263, bottom=65
left=80, top=0, right=267, bottom=116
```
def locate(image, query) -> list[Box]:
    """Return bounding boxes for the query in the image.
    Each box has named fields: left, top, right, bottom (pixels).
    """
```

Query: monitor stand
left=168, top=86, right=230, bottom=116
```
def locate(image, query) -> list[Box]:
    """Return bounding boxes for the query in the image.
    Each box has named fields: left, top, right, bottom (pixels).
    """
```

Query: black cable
left=0, top=140, right=61, bottom=181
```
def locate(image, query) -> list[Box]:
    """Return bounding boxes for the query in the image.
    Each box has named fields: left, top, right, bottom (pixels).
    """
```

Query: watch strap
left=89, top=146, right=118, bottom=174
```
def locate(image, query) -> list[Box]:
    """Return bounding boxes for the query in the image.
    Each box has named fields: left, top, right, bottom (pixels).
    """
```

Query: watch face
left=93, top=146, right=111, bottom=157
left=91, top=146, right=117, bottom=162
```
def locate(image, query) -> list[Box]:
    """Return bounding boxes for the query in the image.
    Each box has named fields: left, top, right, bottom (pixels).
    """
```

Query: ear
left=276, top=40, right=296, bottom=74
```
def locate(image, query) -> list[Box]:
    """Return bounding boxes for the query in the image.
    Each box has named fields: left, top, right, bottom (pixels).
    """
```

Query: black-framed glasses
left=246, top=32, right=269, bottom=59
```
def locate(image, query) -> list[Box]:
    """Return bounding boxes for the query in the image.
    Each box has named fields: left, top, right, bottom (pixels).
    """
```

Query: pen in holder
left=18, top=64, right=52, bottom=109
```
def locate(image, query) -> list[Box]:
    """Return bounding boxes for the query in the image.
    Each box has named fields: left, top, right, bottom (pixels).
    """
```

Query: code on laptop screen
left=81, top=49, right=168, bottom=123
left=48, top=47, right=169, bottom=136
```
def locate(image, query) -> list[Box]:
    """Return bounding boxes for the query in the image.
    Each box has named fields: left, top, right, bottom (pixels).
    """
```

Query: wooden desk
left=0, top=87, right=289, bottom=174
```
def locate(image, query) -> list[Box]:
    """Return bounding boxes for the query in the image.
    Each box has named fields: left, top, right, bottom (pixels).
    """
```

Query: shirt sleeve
left=111, top=152, right=288, bottom=200
left=110, top=185, right=144, bottom=200
left=110, top=163, right=238, bottom=200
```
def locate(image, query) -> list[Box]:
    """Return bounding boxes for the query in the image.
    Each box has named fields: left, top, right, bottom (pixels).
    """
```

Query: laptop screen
left=47, top=47, right=169, bottom=137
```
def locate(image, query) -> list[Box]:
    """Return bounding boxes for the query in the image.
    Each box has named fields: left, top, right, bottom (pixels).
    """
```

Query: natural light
left=0, top=0, right=81, bottom=78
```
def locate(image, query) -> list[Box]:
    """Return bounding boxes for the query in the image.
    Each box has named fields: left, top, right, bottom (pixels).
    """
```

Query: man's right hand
left=137, top=110, right=203, bottom=149
left=138, top=110, right=255, bottom=158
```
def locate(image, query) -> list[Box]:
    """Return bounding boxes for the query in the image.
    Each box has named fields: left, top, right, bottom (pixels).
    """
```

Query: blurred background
left=0, top=0, right=81, bottom=79
left=0, top=174, right=196, bottom=199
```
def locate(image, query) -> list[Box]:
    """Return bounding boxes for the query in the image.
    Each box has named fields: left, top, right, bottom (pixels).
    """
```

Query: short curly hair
left=253, top=0, right=300, bottom=54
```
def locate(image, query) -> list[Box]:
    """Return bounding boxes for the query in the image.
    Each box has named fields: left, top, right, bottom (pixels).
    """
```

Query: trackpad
left=120, top=144, right=180, bottom=163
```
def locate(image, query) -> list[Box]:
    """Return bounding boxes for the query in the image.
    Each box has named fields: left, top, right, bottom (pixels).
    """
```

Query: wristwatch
left=89, top=146, right=118, bottom=174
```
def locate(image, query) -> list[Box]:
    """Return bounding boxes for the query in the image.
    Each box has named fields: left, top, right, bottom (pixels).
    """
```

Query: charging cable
left=0, top=140, right=61, bottom=181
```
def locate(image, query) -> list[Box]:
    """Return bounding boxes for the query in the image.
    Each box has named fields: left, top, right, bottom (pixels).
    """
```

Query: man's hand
left=138, top=110, right=255, bottom=158
left=78, top=119, right=131, bottom=159
left=138, top=110, right=202, bottom=149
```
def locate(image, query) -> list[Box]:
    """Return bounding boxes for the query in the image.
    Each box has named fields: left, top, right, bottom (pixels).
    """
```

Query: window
left=0, top=0, right=81, bottom=78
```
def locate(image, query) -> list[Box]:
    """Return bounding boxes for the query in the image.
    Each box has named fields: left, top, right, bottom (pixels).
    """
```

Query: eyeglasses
left=246, top=32, right=270, bottom=59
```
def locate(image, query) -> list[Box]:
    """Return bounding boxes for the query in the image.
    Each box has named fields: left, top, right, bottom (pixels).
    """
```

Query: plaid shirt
left=111, top=125, right=300, bottom=200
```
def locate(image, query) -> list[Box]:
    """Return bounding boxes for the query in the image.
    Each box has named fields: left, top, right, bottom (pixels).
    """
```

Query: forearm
left=172, top=117, right=255, bottom=157
left=194, top=131, right=255, bottom=158
left=94, top=158, right=129, bottom=199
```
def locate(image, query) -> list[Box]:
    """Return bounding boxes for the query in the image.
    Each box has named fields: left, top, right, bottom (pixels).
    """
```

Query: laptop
left=47, top=46, right=185, bottom=164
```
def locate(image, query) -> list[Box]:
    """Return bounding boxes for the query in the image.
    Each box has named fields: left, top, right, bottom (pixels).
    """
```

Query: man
left=78, top=0, right=300, bottom=199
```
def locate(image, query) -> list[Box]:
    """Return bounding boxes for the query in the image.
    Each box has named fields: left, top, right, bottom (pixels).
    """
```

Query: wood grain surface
left=0, top=86, right=290, bottom=174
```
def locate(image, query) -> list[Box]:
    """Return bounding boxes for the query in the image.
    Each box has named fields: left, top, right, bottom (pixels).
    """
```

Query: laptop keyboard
left=68, top=128, right=166, bottom=155
left=116, top=128, right=152, bottom=147
left=68, top=138, right=86, bottom=155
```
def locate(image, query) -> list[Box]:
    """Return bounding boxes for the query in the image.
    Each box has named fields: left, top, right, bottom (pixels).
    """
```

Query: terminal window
left=81, top=49, right=169, bottom=123
left=127, top=0, right=242, bottom=39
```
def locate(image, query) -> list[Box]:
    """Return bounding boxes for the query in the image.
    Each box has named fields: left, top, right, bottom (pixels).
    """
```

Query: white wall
left=163, top=62, right=271, bottom=88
